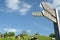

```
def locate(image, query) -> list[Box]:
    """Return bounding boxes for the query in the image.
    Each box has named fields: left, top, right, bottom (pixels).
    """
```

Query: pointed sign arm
left=32, top=12, right=43, bottom=16
left=41, top=2, right=56, bottom=17
left=42, top=10, right=57, bottom=23
left=32, top=10, right=57, bottom=23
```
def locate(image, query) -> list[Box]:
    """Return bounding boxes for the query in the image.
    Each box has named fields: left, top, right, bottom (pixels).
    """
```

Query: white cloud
left=6, top=0, right=19, bottom=10
left=19, top=2, right=31, bottom=15
left=50, top=0, right=60, bottom=11
left=52, top=0, right=60, bottom=6
left=5, top=0, right=32, bottom=15
left=51, top=0, right=60, bottom=11
left=26, top=30, right=32, bottom=33
left=19, top=9, right=28, bottom=15
left=4, top=28, right=32, bottom=33
left=4, top=28, right=17, bottom=32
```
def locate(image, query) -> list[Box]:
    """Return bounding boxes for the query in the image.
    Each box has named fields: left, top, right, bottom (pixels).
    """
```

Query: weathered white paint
left=32, top=12, right=43, bottom=16
left=42, top=10, right=56, bottom=23
left=41, top=2, right=56, bottom=17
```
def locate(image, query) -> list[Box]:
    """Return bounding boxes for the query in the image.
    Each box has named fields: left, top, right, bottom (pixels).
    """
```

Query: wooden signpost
left=32, top=2, right=60, bottom=40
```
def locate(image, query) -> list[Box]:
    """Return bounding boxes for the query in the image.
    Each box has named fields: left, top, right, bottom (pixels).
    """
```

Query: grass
left=0, top=35, right=51, bottom=40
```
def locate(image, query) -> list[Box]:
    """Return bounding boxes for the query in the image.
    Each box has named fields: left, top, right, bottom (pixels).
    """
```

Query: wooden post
left=54, top=9, right=60, bottom=40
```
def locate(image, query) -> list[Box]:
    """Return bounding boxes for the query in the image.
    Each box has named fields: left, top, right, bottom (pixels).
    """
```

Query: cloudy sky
left=0, top=0, right=60, bottom=36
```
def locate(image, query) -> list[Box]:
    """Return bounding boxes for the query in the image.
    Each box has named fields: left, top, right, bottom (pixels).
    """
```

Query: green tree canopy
left=21, top=30, right=28, bottom=36
left=8, top=32, right=15, bottom=36
left=4, top=32, right=8, bottom=37
left=49, top=33, right=55, bottom=38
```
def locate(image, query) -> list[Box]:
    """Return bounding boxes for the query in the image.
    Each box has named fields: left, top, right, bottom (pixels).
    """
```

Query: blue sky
left=0, top=0, right=60, bottom=36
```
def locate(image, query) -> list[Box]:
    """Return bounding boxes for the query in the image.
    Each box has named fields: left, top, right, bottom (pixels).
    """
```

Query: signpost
left=32, top=2, right=60, bottom=40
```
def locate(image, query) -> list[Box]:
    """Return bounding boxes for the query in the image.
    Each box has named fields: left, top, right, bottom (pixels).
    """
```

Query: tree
left=4, top=32, right=8, bottom=37
left=20, top=34, right=23, bottom=37
left=49, top=33, right=55, bottom=38
left=21, top=30, right=28, bottom=36
left=20, top=34, right=24, bottom=39
left=8, top=32, right=15, bottom=36
left=35, top=33, right=39, bottom=35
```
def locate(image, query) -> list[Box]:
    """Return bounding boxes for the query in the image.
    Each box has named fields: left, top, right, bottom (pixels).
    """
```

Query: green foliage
left=49, top=33, right=55, bottom=38
left=0, top=32, right=51, bottom=40
left=35, top=33, right=39, bottom=35
left=8, top=32, right=15, bottom=36
left=4, top=32, right=8, bottom=37
left=21, top=30, right=28, bottom=36
left=20, top=34, right=23, bottom=37
left=0, top=35, right=50, bottom=40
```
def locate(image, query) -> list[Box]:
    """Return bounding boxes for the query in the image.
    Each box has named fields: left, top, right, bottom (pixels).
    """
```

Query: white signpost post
left=32, top=2, right=60, bottom=40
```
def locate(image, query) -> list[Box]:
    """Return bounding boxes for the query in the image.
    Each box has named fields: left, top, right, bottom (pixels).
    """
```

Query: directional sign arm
left=41, top=2, right=56, bottom=17
left=32, top=12, right=43, bottom=16
left=42, top=10, right=57, bottom=23
left=32, top=10, right=57, bottom=23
